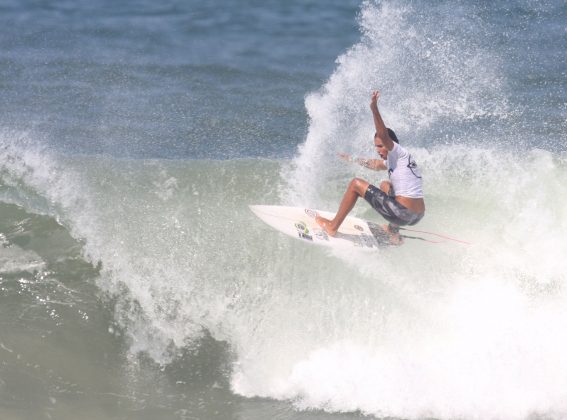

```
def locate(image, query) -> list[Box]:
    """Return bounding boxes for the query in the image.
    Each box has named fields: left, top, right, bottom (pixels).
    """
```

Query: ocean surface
left=1, top=0, right=566, bottom=419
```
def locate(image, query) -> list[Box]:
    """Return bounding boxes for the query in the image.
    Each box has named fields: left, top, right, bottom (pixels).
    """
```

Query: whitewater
left=1, top=1, right=566, bottom=419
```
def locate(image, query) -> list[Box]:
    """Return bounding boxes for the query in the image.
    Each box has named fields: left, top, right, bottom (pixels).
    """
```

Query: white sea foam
left=233, top=1, right=567, bottom=419
left=2, top=131, right=567, bottom=420
left=1, top=2, right=565, bottom=418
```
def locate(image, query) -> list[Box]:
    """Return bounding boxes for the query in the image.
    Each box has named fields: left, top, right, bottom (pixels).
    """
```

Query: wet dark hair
left=374, top=128, right=400, bottom=144
left=387, top=128, right=399, bottom=144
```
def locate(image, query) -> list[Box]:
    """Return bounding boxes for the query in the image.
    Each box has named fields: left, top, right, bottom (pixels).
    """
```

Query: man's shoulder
left=388, top=142, right=403, bottom=157
left=392, top=143, right=410, bottom=157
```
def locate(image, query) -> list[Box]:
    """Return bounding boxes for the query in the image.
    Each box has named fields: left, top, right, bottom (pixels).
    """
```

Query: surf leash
left=400, top=234, right=446, bottom=244
left=399, top=227, right=471, bottom=245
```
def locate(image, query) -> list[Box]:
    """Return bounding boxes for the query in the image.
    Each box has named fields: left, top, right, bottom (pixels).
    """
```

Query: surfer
left=316, top=91, right=425, bottom=238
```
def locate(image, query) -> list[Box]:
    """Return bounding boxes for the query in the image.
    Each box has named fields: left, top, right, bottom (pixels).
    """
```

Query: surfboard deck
left=249, top=205, right=400, bottom=249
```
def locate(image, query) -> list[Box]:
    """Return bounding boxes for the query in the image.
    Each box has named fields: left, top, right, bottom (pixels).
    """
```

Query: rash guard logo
left=407, top=155, right=422, bottom=179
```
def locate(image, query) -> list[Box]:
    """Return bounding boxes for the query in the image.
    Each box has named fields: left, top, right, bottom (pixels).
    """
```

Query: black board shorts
left=364, top=184, right=424, bottom=226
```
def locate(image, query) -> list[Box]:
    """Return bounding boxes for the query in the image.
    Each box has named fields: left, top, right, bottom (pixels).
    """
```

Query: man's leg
left=316, top=178, right=370, bottom=236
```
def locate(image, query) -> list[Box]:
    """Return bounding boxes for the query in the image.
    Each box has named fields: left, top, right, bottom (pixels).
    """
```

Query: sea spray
left=1, top=0, right=565, bottom=418
left=233, top=144, right=567, bottom=418
left=232, top=1, right=567, bottom=418
left=4, top=132, right=566, bottom=419
left=282, top=1, right=509, bottom=207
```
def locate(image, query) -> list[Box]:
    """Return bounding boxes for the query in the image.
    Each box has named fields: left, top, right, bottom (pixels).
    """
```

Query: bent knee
left=349, top=178, right=369, bottom=195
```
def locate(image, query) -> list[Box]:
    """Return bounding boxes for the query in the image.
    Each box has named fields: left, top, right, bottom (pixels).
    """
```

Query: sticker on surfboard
left=249, top=205, right=396, bottom=249
left=249, top=204, right=471, bottom=248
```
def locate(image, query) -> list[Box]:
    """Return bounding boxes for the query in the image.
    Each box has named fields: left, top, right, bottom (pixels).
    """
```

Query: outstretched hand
left=370, top=90, right=380, bottom=111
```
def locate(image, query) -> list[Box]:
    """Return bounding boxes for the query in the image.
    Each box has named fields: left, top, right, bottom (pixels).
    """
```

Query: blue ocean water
left=0, top=1, right=566, bottom=419
left=0, top=0, right=360, bottom=159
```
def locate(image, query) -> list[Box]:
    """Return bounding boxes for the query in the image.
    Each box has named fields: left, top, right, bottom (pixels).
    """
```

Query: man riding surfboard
left=316, top=91, right=425, bottom=238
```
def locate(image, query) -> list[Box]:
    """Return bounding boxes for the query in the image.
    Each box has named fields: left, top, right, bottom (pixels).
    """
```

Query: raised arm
left=370, top=91, right=395, bottom=151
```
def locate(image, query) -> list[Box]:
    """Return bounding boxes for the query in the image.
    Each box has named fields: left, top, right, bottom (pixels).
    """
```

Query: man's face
left=374, top=136, right=388, bottom=159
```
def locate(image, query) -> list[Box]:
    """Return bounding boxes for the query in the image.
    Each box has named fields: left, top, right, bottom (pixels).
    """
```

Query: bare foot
left=383, top=224, right=404, bottom=246
left=315, top=215, right=338, bottom=236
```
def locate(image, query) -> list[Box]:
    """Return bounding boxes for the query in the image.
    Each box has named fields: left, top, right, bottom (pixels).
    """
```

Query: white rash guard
left=385, top=143, right=423, bottom=198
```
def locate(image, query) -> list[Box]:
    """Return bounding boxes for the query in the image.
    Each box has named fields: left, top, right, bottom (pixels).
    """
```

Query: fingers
left=370, top=91, right=380, bottom=109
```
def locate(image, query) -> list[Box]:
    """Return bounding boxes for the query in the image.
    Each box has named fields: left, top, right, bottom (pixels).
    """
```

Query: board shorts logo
left=294, top=221, right=313, bottom=241
left=354, top=224, right=363, bottom=231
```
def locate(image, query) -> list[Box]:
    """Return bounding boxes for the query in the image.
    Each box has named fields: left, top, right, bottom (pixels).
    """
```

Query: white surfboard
left=249, top=205, right=398, bottom=249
